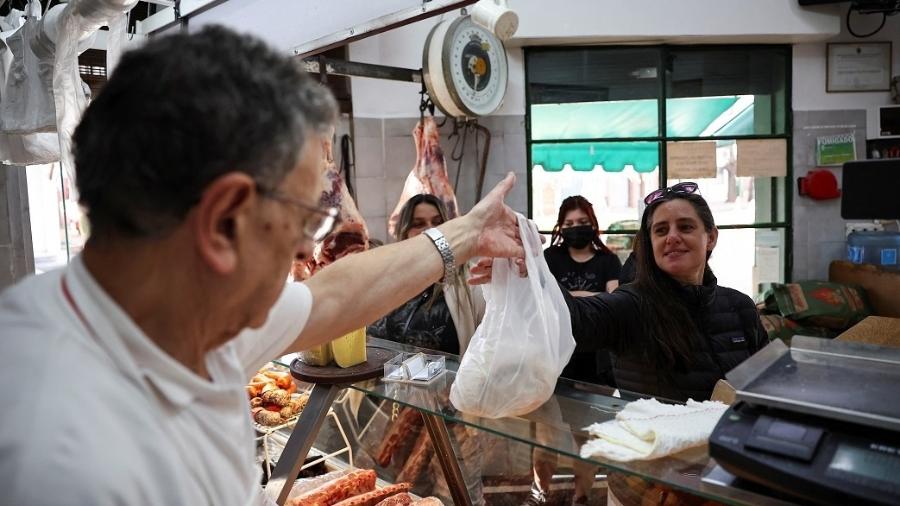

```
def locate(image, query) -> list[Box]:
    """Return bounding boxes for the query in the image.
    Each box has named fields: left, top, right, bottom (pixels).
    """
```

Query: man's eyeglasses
left=256, top=185, right=340, bottom=242
left=643, top=182, right=700, bottom=206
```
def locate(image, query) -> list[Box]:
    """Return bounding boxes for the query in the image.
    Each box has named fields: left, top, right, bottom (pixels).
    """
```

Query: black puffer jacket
left=563, top=274, right=768, bottom=401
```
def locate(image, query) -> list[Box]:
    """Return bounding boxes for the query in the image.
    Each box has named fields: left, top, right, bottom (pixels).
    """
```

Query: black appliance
left=841, top=159, right=900, bottom=220
left=708, top=337, right=900, bottom=506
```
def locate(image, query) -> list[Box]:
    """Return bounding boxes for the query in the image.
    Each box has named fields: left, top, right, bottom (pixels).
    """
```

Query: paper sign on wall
left=816, top=132, right=856, bottom=166
left=666, top=141, right=717, bottom=179
left=755, top=246, right=781, bottom=284
left=736, top=139, right=787, bottom=177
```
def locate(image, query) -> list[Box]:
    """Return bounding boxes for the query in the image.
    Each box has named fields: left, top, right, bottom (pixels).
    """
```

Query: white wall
left=509, top=0, right=840, bottom=45
left=349, top=0, right=842, bottom=118
left=348, top=14, right=525, bottom=118
left=148, top=0, right=841, bottom=50
left=790, top=13, right=899, bottom=282
left=134, top=0, right=846, bottom=119
left=188, top=0, right=432, bottom=53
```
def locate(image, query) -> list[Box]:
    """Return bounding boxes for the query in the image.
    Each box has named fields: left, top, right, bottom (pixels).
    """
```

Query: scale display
left=827, top=443, right=900, bottom=488
left=423, top=16, right=508, bottom=118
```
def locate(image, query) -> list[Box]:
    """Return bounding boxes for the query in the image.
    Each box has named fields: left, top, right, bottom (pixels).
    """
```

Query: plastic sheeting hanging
left=52, top=0, right=139, bottom=180
left=0, top=3, right=50, bottom=135
left=0, top=9, right=25, bottom=33
left=0, top=0, right=138, bottom=168
left=105, top=12, right=128, bottom=76
left=0, top=3, right=60, bottom=165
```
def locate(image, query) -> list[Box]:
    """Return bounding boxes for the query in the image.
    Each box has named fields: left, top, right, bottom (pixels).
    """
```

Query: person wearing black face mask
left=545, top=196, right=621, bottom=299
left=525, top=195, right=622, bottom=506
left=543, top=195, right=622, bottom=385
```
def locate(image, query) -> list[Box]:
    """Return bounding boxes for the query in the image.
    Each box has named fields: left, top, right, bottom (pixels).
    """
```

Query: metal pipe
left=302, top=57, right=422, bottom=84
left=421, top=413, right=474, bottom=506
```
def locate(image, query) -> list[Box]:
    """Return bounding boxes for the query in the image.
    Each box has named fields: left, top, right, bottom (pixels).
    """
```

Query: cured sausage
left=331, top=483, right=412, bottom=506
left=287, top=469, right=377, bottom=506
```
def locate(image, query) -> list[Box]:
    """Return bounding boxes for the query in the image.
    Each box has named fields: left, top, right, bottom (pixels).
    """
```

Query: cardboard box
left=829, top=261, right=900, bottom=318
left=710, top=379, right=736, bottom=405
left=835, top=316, right=900, bottom=348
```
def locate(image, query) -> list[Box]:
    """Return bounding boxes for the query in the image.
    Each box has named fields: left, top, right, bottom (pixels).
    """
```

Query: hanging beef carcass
left=387, top=117, right=459, bottom=237
left=292, top=130, right=369, bottom=281
left=313, top=160, right=369, bottom=265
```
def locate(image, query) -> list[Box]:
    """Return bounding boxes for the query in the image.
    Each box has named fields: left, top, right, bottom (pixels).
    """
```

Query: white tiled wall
left=351, top=115, right=528, bottom=243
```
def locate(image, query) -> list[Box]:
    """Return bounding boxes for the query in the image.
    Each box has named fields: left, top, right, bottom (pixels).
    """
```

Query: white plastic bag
left=449, top=213, right=575, bottom=418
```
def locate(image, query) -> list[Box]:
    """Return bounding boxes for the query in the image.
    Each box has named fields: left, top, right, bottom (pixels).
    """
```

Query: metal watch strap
left=423, top=228, right=455, bottom=283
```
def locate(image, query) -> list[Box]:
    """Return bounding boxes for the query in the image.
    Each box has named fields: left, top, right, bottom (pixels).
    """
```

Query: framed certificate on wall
left=827, top=42, right=892, bottom=92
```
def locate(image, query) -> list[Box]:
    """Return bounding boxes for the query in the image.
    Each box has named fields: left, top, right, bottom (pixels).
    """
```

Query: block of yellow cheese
left=330, top=327, right=367, bottom=368
left=297, top=342, right=332, bottom=366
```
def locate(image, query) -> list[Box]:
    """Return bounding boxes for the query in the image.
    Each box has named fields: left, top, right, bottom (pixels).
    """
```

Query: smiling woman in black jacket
left=469, top=182, right=769, bottom=402
left=561, top=182, right=769, bottom=401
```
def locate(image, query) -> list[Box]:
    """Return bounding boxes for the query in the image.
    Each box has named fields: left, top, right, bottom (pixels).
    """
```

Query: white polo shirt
left=0, top=256, right=312, bottom=505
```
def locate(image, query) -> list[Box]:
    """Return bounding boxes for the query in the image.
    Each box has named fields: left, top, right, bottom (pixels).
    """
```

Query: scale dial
left=423, top=16, right=508, bottom=118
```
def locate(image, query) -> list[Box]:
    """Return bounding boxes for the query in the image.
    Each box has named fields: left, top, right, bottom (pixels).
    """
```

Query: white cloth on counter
left=580, top=398, right=728, bottom=462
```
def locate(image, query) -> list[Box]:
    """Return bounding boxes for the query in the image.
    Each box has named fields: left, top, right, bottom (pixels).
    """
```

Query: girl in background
left=369, top=194, right=484, bottom=355
left=544, top=195, right=621, bottom=386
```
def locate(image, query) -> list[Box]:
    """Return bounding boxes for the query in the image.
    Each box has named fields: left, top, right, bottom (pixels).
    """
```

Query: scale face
left=423, top=16, right=508, bottom=118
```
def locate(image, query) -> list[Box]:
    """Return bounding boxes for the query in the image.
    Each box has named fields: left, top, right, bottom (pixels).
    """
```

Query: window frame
left=524, top=44, right=793, bottom=284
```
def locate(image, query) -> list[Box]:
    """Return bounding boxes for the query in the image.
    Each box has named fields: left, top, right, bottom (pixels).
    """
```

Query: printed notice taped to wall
left=667, top=141, right=717, bottom=179
left=816, top=132, right=856, bottom=166
left=736, top=139, right=787, bottom=177
left=755, top=246, right=781, bottom=284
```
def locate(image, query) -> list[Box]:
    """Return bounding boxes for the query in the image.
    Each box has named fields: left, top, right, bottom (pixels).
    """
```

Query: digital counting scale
left=708, top=336, right=900, bottom=506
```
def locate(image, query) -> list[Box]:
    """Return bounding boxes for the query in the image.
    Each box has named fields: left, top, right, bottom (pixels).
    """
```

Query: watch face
left=445, top=17, right=508, bottom=116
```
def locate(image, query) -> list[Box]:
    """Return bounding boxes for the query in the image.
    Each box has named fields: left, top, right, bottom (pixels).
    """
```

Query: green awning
left=531, top=141, right=659, bottom=173
left=532, top=99, right=659, bottom=139
left=666, top=96, right=742, bottom=137
left=531, top=96, right=742, bottom=140
left=714, top=104, right=755, bottom=136
left=530, top=95, right=752, bottom=172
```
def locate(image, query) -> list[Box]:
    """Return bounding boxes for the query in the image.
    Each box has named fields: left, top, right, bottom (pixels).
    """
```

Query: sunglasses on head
left=643, top=182, right=700, bottom=205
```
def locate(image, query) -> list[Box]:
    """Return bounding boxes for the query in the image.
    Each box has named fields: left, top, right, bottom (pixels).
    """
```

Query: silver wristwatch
left=423, top=228, right=456, bottom=283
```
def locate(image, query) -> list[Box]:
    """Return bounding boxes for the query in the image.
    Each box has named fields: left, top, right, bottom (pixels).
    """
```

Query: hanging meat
left=292, top=130, right=369, bottom=281
left=387, top=117, right=459, bottom=238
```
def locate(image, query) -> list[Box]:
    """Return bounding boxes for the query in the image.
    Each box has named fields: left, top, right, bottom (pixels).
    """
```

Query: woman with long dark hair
left=544, top=195, right=621, bottom=386
left=369, top=194, right=484, bottom=355
left=368, top=194, right=487, bottom=504
left=566, top=182, right=768, bottom=400
left=471, top=182, right=768, bottom=401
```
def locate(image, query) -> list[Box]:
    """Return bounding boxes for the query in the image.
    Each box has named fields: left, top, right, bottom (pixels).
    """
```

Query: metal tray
left=726, top=336, right=900, bottom=432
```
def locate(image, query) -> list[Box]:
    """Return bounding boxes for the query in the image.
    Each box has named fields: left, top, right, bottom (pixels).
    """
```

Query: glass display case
left=263, top=338, right=792, bottom=505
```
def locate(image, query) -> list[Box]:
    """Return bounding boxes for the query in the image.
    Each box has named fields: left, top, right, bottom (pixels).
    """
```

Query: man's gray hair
left=72, top=25, right=338, bottom=240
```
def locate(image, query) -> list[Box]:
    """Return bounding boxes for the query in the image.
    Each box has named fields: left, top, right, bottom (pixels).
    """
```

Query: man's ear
left=707, top=226, right=719, bottom=253
left=192, top=172, right=257, bottom=275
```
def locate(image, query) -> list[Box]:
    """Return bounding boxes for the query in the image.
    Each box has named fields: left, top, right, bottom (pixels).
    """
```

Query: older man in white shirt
left=0, top=26, right=522, bottom=505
